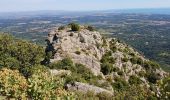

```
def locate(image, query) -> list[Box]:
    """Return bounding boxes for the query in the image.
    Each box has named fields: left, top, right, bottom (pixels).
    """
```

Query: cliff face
left=46, top=25, right=166, bottom=82
left=46, top=26, right=105, bottom=75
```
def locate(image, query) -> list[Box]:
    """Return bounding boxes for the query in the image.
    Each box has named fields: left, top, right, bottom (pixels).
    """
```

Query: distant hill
left=1, top=8, right=170, bottom=19
left=111, top=8, right=170, bottom=15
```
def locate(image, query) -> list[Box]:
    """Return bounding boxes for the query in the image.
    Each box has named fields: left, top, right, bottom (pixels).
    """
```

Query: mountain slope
left=44, top=24, right=168, bottom=97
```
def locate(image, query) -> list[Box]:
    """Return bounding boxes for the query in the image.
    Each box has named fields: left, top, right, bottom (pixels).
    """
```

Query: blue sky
left=0, top=0, right=170, bottom=12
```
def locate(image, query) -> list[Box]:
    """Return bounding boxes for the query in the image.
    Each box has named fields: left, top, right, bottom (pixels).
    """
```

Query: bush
left=0, top=68, right=28, bottom=99
left=101, top=63, right=113, bottom=75
left=75, top=63, right=95, bottom=81
left=110, top=46, right=117, bottom=53
left=100, top=51, right=112, bottom=63
left=147, top=72, right=161, bottom=84
left=117, top=71, right=124, bottom=76
left=96, top=92, right=113, bottom=100
left=48, top=58, right=76, bottom=71
left=160, top=77, right=170, bottom=99
left=144, top=61, right=160, bottom=70
left=137, top=57, right=143, bottom=65
left=128, top=75, right=142, bottom=85
left=28, top=66, right=74, bottom=99
left=144, top=61, right=151, bottom=70
left=58, top=26, right=65, bottom=30
left=122, top=57, right=129, bottom=62
left=112, top=67, right=120, bottom=72
left=28, top=66, right=56, bottom=99
left=0, top=34, right=45, bottom=77
left=129, top=52, right=135, bottom=56
left=113, top=85, right=155, bottom=100
left=149, top=61, right=160, bottom=69
left=69, top=23, right=80, bottom=31
left=138, top=71, right=146, bottom=77
left=74, top=91, right=98, bottom=100
left=87, top=26, right=95, bottom=31
left=65, top=73, right=85, bottom=84
left=112, top=77, right=128, bottom=91
left=130, top=57, right=138, bottom=64
left=75, top=51, right=81, bottom=55
left=102, top=37, right=107, bottom=47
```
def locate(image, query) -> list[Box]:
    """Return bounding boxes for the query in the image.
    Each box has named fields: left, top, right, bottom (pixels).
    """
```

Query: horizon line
left=0, top=7, right=170, bottom=13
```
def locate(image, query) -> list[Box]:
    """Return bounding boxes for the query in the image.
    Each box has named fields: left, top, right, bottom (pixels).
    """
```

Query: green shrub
left=48, top=58, right=76, bottom=72
left=117, top=71, right=124, bottom=76
left=149, top=61, right=160, bottom=69
left=130, top=57, right=143, bottom=65
left=87, top=25, right=95, bottom=31
left=112, top=67, right=120, bottom=72
left=160, top=77, right=170, bottom=99
left=108, top=57, right=115, bottom=64
left=58, top=26, right=65, bottom=30
left=122, top=57, right=129, bottom=62
left=28, top=66, right=74, bottom=99
left=143, top=61, right=160, bottom=70
left=147, top=72, right=161, bottom=84
left=65, top=73, right=86, bottom=84
left=100, top=51, right=112, bottom=63
left=75, top=51, right=81, bottom=55
left=147, top=96, right=158, bottom=100
left=0, top=34, right=45, bottom=77
left=112, top=77, right=128, bottom=91
left=113, top=85, right=155, bottom=100
left=129, top=52, right=135, bottom=56
left=96, top=92, right=113, bottom=100
left=75, top=63, right=95, bottom=81
left=74, top=91, right=98, bottom=100
left=110, top=46, right=117, bottom=53
left=101, top=63, right=113, bottom=75
left=69, top=23, right=80, bottom=31
left=128, top=75, right=142, bottom=85
left=136, top=57, right=143, bottom=65
left=130, top=57, right=138, bottom=64
left=138, top=71, right=146, bottom=77
left=44, top=51, right=52, bottom=64
left=144, top=61, right=151, bottom=70
left=0, top=68, right=28, bottom=99
left=102, top=37, right=107, bottom=47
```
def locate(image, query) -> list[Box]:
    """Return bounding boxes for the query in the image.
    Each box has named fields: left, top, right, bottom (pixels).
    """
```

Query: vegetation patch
left=69, top=23, right=80, bottom=31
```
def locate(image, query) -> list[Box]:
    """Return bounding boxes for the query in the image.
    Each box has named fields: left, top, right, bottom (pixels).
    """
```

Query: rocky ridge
left=45, top=25, right=167, bottom=95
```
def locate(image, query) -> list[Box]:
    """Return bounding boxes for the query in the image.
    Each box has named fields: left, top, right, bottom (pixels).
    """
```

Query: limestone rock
left=65, top=82, right=113, bottom=95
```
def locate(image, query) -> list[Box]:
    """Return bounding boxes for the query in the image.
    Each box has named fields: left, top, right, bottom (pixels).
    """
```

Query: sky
left=0, top=0, right=170, bottom=12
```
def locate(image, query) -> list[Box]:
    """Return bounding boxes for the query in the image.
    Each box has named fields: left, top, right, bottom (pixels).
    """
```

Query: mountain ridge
left=44, top=24, right=167, bottom=96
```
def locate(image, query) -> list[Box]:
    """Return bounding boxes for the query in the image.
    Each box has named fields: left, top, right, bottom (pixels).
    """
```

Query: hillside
left=0, top=24, right=169, bottom=99
left=43, top=24, right=168, bottom=99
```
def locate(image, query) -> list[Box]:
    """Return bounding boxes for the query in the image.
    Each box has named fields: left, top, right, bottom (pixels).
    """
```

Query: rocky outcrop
left=45, top=25, right=169, bottom=98
left=46, top=25, right=167, bottom=84
left=50, top=69, right=71, bottom=76
left=46, top=27, right=105, bottom=75
left=65, top=82, right=113, bottom=95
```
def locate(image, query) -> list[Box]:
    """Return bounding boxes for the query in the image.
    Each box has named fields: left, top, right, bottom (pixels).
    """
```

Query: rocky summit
left=45, top=24, right=167, bottom=95
left=47, top=26, right=104, bottom=75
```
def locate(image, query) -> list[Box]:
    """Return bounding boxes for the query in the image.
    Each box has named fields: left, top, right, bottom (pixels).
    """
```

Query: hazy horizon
left=0, top=0, right=170, bottom=12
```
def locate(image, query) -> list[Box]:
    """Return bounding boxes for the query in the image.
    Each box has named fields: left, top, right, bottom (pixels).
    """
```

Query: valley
left=0, top=12, right=170, bottom=71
